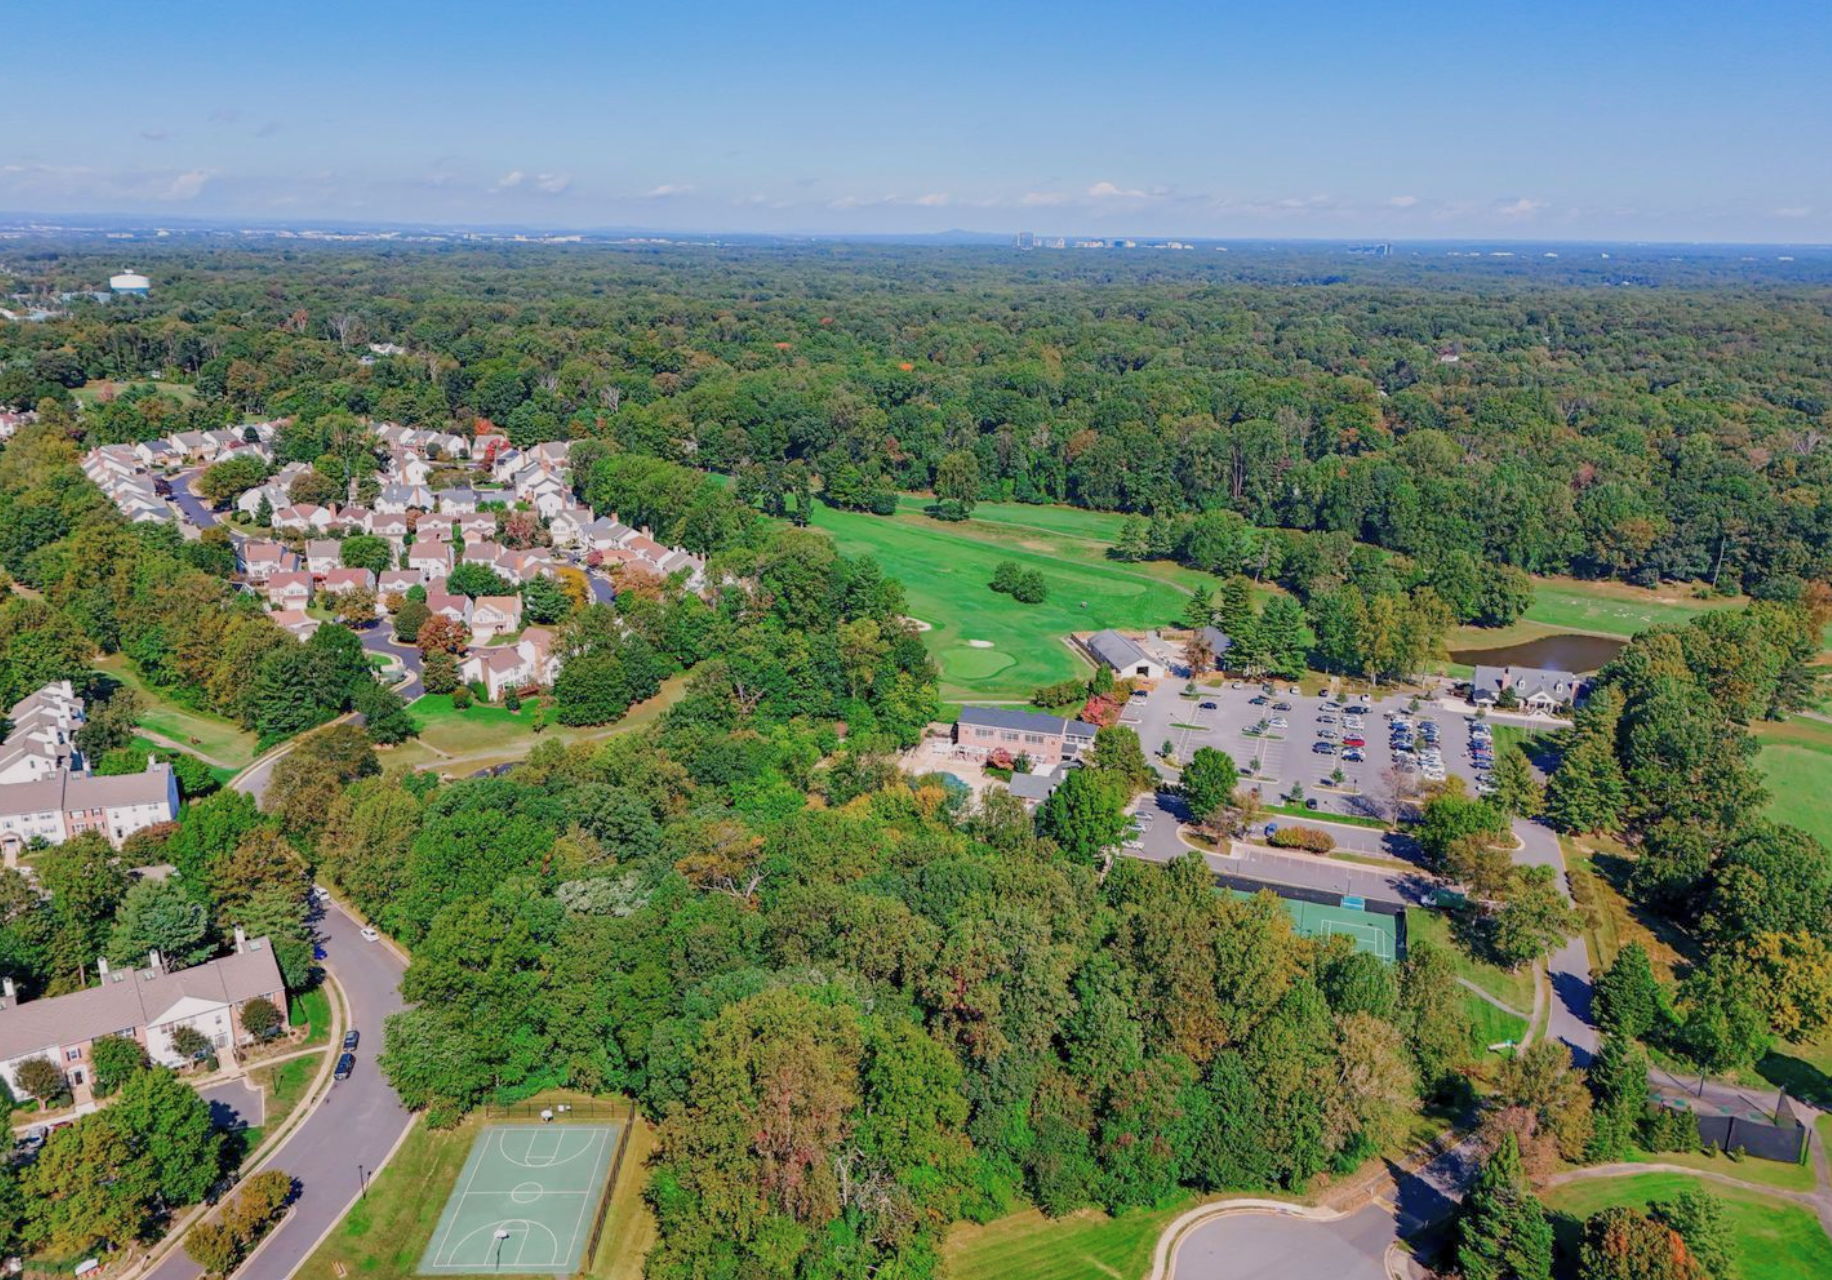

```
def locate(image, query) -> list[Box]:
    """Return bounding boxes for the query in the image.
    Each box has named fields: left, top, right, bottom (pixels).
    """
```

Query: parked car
left=1199, top=700, right=1218, bottom=710
left=1311, top=741, right=1337, bottom=755
left=360, top=927, right=379, bottom=943
left=1345, top=705, right=1369, bottom=715
left=1342, top=749, right=1365, bottom=762
left=311, top=885, right=331, bottom=902
left=1317, top=727, right=1338, bottom=740
left=1249, top=695, right=1269, bottom=706
left=1273, top=701, right=1293, bottom=711
left=1342, top=736, right=1366, bottom=748
left=1304, top=798, right=1320, bottom=810
left=334, top=1052, right=356, bottom=1081
left=343, top=1029, right=360, bottom=1051
left=1269, top=716, right=1289, bottom=728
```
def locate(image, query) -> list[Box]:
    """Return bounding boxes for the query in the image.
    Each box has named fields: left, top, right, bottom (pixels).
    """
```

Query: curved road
left=145, top=904, right=411, bottom=1280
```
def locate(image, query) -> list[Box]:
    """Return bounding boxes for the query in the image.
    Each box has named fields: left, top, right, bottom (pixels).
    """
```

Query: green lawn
left=1522, top=578, right=1741, bottom=638
left=72, top=378, right=197, bottom=406
left=1754, top=717, right=1832, bottom=850
left=810, top=502, right=1204, bottom=701
left=380, top=676, right=688, bottom=773
left=92, top=653, right=259, bottom=769
left=290, top=986, right=333, bottom=1046
left=1407, top=908, right=1537, bottom=1013
left=941, top=1198, right=1196, bottom=1280
left=1619, top=1146, right=1815, bottom=1194
left=1463, top=992, right=1529, bottom=1058
left=1540, top=1172, right=1832, bottom=1280
left=1265, top=803, right=1389, bottom=829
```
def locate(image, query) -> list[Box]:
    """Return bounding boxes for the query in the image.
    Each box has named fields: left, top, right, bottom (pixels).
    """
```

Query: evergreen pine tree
left=1114, top=516, right=1150, bottom=562
left=1490, top=745, right=1544, bottom=817
left=1258, top=595, right=1309, bottom=678
left=1181, top=586, right=1216, bottom=631
left=1544, top=687, right=1629, bottom=833
left=1585, top=1034, right=1650, bottom=1162
left=1456, top=1132, right=1554, bottom=1280
left=1593, top=941, right=1664, bottom=1040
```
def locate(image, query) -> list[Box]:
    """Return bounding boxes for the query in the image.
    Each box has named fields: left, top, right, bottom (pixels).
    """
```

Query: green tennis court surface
left=419, top=1123, right=620, bottom=1275
left=1226, top=889, right=1400, bottom=960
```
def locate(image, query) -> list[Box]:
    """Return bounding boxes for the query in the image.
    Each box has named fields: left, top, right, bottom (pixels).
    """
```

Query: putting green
left=941, top=646, right=1016, bottom=680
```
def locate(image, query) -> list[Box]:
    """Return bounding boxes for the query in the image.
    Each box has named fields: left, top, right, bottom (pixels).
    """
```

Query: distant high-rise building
left=1014, top=231, right=1036, bottom=250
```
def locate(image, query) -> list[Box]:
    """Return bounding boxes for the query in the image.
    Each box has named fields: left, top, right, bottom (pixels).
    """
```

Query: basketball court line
left=420, top=1124, right=619, bottom=1275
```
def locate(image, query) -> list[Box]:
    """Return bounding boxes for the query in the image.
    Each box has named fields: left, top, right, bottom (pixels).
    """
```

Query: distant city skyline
left=4, top=0, right=1829, bottom=242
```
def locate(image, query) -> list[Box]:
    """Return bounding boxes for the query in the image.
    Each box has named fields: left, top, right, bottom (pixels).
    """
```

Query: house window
left=66, top=1047, right=82, bottom=1062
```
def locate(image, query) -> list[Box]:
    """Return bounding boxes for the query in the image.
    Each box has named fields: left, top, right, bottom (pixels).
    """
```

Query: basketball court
left=419, top=1123, right=620, bottom=1275
left=1225, top=887, right=1401, bottom=961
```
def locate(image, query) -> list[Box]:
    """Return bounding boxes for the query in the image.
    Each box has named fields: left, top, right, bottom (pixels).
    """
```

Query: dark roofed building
left=1468, top=664, right=1584, bottom=711
left=955, top=706, right=1098, bottom=767
left=1086, top=630, right=1166, bottom=680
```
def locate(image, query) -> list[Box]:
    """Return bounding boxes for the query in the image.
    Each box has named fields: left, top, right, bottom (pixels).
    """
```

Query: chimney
left=98, top=957, right=110, bottom=980
left=2, top=976, right=15, bottom=1002
left=148, top=949, right=163, bottom=973
left=233, top=925, right=247, bottom=954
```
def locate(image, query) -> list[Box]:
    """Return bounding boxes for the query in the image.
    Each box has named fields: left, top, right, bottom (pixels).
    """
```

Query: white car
left=360, top=927, right=379, bottom=943
left=312, top=885, right=332, bottom=902
left=1269, top=716, right=1289, bottom=729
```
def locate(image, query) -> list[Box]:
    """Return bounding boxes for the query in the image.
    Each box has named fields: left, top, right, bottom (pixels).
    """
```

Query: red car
left=1342, top=735, right=1366, bottom=748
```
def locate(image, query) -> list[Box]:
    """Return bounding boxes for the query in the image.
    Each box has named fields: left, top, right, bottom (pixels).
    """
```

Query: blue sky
left=4, top=0, right=1828, bottom=240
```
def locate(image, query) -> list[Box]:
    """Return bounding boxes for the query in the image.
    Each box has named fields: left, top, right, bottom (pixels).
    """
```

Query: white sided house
left=0, top=932, right=286, bottom=1107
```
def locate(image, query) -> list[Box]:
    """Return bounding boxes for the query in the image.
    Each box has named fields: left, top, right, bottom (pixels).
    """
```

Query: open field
left=1754, top=716, right=1832, bottom=850
left=1523, top=577, right=1741, bottom=637
left=72, top=378, right=198, bottom=406
left=1540, top=1172, right=1832, bottom=1280
left=92, top=653, right=260, bottom=769
left=376, top=675, right=688, bottom=774
left=1406, top=908, right=1537, bottom=1014
left=941, top=1198, right=1195, bottom=1280
left=810, top=503, right=1197, bottom=701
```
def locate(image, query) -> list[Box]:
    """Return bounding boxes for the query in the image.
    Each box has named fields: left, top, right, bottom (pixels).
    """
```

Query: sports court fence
left=1214, top=871, right=1410, bottom=960
left=483, top=1097, right=627, bottom=1123
left=580, top=1099, right=638, bottom=1270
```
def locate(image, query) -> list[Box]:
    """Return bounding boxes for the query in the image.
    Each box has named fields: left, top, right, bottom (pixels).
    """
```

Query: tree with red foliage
left=417, top=614, right=470, bottom=657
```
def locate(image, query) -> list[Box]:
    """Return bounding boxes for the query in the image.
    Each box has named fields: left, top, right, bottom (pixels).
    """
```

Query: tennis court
left=419, top=1123, right=620, bottom=1275
left=1226, top=888, right=1401, bottom=960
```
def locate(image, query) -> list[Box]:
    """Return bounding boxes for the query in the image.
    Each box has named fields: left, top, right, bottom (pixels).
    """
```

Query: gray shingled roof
left=1007, top=772, right=1061, bottom=801
left=958, top=706, right=1098, bottom=737
left=1087, top=629, right=1154, bottom=671
left=0, top=940, right=283, bottom=1062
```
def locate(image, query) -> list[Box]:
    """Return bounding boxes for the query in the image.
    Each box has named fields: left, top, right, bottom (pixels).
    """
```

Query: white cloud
left=1021, top=191, right=1068, bottom=206
left=642, top=183, right=694, bottom=198
left=493, top=169, right=570, bottom=196
left=1088, top=180, right=1148, bottom=199
left=1494, top=197, right=1548, bottom=218
left=160, top=170, right=211, bottom=201
left=913, top=192, right=950, bottom=207
left=1775, top=205, right=1811, bottom=218
left=1387, top=194, right=1418, bottom=208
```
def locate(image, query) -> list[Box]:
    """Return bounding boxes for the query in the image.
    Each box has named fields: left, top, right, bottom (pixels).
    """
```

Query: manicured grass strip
left=1406, top=909, right=1538, bottom=1013
left=1265, top=803, right=1389, bottom=829
left=941, top=1198, right=1194, bottom=1280
left=586, top=1115, right=660, bottom=1280
left=1620, top=1146, right=1814, bottom=1194
left=255, top=1052, right=323, bottom=1136
left=1540, top=1172, right=1832, bottom=1280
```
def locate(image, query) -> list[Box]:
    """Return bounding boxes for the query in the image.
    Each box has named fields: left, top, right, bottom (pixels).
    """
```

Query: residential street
left=142, top=903, right=411, bottom=1280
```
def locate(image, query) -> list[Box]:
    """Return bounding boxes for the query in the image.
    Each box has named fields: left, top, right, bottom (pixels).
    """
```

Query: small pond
left=1449, top=632, right=1626, bottom=673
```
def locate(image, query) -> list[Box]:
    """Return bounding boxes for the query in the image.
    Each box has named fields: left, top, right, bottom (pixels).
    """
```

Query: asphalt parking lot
left=1120, top=678, right=1491, bottom=829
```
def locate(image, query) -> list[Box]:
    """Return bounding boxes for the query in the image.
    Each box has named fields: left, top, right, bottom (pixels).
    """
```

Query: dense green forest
left=3, top=242, right=1830, bottom=596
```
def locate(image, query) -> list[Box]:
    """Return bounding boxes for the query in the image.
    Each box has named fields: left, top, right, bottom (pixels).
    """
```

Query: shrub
left=240, top=996, right=284, bottom=1041
left=1031, top=679, right=1087, bottom=708
left=504, top=689, right=522, bottom=711
left=1010, top=568, right=1048, bottom=604
left=989, top=561, right=1022, bottom=594
left=1267, top=826, right=1335, bottom=853
left=451, top=685, right=473, bottom=710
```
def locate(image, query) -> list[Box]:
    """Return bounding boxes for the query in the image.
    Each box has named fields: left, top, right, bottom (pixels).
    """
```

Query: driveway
left=169, top=468, right=225, bottom=532
left=1174, top=1206, right=1393, bottom=1280
left=142, top=903, right=411, bottom=1280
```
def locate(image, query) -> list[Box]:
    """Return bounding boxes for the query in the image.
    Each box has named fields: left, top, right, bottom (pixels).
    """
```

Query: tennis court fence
left=581, top=1100, right=638, bottom=1269
left=482, top=1097, right=628, bottom=1123
left=1214, top=872, right=1410, bottom=960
